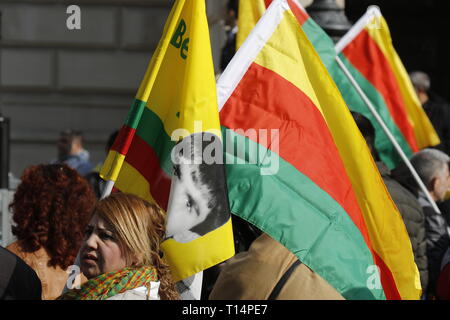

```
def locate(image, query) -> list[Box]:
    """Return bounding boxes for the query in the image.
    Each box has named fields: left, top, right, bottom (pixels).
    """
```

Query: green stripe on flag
left=222, top=126, right=386, bottom=300
left=125, top=99, right=147, bottom=129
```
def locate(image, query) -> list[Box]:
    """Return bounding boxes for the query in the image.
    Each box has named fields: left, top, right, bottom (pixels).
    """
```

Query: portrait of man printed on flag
left=166, top=132, right=230, bottom=243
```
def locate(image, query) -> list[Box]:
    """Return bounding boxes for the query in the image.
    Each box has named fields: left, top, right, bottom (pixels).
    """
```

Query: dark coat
left=0, top=246, right=42, bottom=300
left=378, top=162, right=428, bottom=291
left=418, top=192, right=450, bottom=296
left=423, top=92, right=450, bottom=156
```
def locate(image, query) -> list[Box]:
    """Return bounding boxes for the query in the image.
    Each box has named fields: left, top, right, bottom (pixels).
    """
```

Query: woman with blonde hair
left=59, top=193, right=179, bottom=300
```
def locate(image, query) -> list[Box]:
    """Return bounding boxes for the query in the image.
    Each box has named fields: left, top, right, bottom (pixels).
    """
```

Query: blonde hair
left=94, top=193, right=179, bottom=300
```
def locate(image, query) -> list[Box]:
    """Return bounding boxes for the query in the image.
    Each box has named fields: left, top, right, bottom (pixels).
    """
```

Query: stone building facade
left=0, top=0, right=227, bottom=179
left=0, top=0, right=334, bottom=180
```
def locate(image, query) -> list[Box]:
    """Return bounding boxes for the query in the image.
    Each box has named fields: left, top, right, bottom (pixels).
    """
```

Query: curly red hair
left=10, top=164, right=96, bottom=270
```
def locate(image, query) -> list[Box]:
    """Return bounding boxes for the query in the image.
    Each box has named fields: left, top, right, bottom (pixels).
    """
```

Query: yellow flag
left=101, top=0, right=234, bottom=282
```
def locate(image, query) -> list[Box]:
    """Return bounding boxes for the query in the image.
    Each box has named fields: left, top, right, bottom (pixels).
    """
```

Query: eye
left=186, top=199, right=192, bottom=210
left=100, top=232, right=114, bottom=241
left=185, top=194, right=199, bottom=216
left=84, top=226, right=93, bottom=238
left=173, top=165, right=181, bottom=179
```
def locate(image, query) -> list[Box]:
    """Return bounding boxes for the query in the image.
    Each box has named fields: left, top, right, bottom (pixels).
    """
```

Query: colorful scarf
left=59, top=266, right=158, bottom=300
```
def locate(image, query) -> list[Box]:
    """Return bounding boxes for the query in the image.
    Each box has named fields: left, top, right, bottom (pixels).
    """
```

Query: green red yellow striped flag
left=238, top=1, right=439, bottom=170
left=335, top=6, right=440, bottom=155
left=219, top=0, right=420, bottom=299
left=100, top=0, right=234, bottom=282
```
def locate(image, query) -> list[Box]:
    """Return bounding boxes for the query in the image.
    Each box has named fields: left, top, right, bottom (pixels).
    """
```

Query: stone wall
left=0, top=0, right=344, bottom=180
left=0, top=0, right=228, bottom=180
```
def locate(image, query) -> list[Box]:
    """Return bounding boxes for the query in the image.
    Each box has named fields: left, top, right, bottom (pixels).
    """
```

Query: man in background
left=409, top=71, right=450, bottom=156
left=53, top=130, right=93, bottom=177
left=411, top=149, right=450, bottom=299
left=410, top=71, right=450, bottom=264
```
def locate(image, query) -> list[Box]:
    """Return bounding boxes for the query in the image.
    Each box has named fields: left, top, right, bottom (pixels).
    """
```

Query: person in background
left=59, top=193, right=179, bottom=300
left=219, top=0, right=238, bottom=73
left=410, top=71, right=450, bottom=268
left=352, top=112, right=428, bottom=293
left=409, top=71, right=450, bottom=156
left=85, top=130, right=119, bottom=198
left=6, top=164, right=96, bottom=300
left=394, top=148, right=450, bottom=299
left=0, top=246, right=42, bottom=300
left=436, top=246, right=450, bottom=299
left=53, top=130, right=93, bottom=177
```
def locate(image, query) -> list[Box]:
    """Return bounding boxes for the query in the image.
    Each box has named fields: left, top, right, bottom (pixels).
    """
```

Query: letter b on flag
left=170, top=19, right=189, bottom=60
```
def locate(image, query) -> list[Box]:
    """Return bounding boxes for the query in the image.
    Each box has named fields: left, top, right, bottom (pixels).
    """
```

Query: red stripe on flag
left=111, top=125, right=137, bottom=155
left=342, top=30, right=419, bottom=152
left=374, top=252, right=402, bottom=300
left=264, top=0, right=272, bottom=9
left=124, top=135, right=171, bottom=211
left=288, top=0, right=309, bottom=26
left=220, top=62, right=372, bottom=248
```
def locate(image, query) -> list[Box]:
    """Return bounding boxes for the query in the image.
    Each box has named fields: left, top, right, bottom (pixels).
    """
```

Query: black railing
left=0, top=117, right=10, bottom=189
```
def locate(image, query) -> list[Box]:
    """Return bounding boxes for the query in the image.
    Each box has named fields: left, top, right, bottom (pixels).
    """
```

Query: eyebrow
left=87, top=225, right=113, bottom=233
left=187, top=193, right=200, bottom=217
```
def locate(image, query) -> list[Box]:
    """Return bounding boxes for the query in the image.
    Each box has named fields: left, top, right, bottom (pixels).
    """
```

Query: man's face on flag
left=165, top=133, right=230, bottom=243
left=165, top=161, right=212, bottom=243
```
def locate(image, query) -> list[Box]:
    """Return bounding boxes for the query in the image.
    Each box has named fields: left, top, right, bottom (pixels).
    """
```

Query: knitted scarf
left=59, top=266, right=158, bottom=300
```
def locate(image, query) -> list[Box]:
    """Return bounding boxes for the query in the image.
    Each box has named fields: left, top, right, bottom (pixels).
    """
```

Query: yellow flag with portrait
left=100, top=0, right=234, bottom=282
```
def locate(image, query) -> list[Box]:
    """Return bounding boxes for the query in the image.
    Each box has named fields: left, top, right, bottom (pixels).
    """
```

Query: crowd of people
left=1, top=67, right=450, bottom=301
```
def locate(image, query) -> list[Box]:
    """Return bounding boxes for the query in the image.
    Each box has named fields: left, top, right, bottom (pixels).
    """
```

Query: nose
left=84, top=232, right=98, bottom=251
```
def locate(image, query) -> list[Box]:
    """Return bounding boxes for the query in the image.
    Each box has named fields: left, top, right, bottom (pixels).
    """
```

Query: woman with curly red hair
left=6, top=164, right=96, bottom=300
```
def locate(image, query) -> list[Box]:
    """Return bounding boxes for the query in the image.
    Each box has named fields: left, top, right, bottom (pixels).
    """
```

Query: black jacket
left=0, top=246, right=42, bottom=300
left=423, top=92, right=450, bottom=156
left=418, top=192, right=450, bottom=296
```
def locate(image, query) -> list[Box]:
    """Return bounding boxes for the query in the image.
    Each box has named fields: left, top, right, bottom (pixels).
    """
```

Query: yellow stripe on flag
left=114, top=161, right=157, bottom=205
left=101, top=150, right=125, bottom=182
left=365, top=16, right=440, bottom=149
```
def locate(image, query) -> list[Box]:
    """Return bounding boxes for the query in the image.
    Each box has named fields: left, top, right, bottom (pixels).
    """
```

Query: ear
left=429, top=176, right=440, bottom=196
left=130, top=253, right=144, bottom=266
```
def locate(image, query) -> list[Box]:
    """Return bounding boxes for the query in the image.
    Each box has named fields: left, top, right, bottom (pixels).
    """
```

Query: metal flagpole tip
left=366, top=5, right=382, bottom=30
left=366, top=5, right=381, bottom=15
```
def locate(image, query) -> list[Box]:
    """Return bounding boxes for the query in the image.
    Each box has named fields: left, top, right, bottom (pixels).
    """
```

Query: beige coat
left=7, top=241, right=70, bottom=300
left=209, top=233, right=344, bottom=300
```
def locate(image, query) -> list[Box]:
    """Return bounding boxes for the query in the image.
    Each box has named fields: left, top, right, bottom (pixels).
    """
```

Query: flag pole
left=335, top=55, right=441, bottom=214
left=101, top=180, right=115, bottom=199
